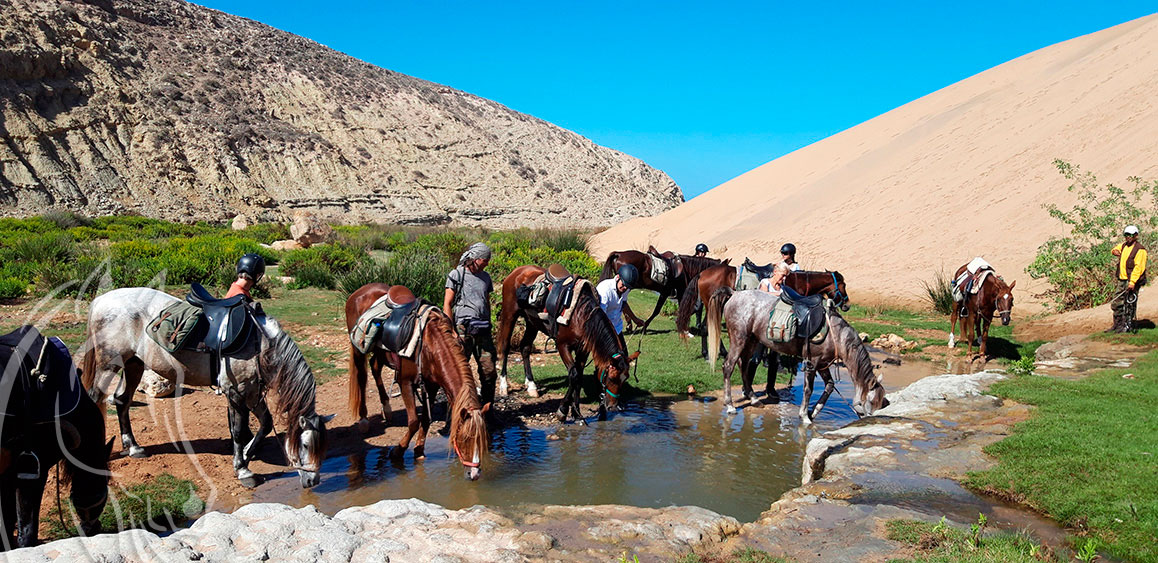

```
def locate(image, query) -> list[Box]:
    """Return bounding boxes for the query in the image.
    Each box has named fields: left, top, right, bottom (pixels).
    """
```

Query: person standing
left=596, top=264, right=638, bottom=349
left=780, top=243, right=801, bottom=272
left=444, top=242, right=498, bottom=405
left=1109, top=225, right=1147, bottom=333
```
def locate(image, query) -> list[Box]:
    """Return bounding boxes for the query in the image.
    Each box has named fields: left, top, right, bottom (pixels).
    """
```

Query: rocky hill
left=0, top=0, right=682, bottom=227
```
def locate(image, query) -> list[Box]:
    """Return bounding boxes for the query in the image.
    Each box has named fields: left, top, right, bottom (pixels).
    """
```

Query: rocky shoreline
left=11, top=370, right=1060, bottom=562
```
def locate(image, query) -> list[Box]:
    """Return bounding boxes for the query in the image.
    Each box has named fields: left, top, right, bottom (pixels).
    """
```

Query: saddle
left=779, top=285, right=827, bottom=341
left=185, top=283, right=255, bottom=356
left=647, top=246, right=684, bottom=286
left=742, top=258, right=777, bottom=280
left=378, top=287, right=421, bottom=355
left=544, top=264, right=577, bottom=336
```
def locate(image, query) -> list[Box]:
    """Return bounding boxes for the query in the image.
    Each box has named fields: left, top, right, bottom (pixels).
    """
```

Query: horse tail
left=79, top=318, right=104, bottom=403
left=348, top=343, right=368, bottom=421
left=675, top=272, right=702, bottom=338
left=600, top=253, right=619, bottom=282
left=706, top=286, right=733, bottom=369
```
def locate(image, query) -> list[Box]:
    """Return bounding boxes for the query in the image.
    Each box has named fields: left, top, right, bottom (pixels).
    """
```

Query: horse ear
left=299, top=415, right=308, bottom=429
left=481, top=402, right=492, bottom=414
left=1008, top=280, right=1016, bottom=290
left=320, top=414, right=335, bottom=424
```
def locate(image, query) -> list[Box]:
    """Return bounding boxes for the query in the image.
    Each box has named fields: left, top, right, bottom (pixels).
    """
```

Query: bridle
left=452, top=436, right=480, bottom=469
left=828, top=272, right=847, bottom=308
left=599, top=352, right=624, bottom=400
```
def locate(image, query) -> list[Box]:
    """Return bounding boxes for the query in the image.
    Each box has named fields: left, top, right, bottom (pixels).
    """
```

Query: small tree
left=1027, top=160, right=1158, bottom=311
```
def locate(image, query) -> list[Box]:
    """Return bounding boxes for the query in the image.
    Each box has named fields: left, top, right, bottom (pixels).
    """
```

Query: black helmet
left=616, top=264, right=639, bottom=288
left=237, top=253, right=266, bottom=281
left=695, top=243, right=709, bottom=254
left=780, top=243, right=796, bottom=256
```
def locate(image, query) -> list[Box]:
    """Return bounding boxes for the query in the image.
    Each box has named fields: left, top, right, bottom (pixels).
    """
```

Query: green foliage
left=280, top=243, right=369, bottom=289
left=1075, top=538, right=1099, bottom=563
left=1006, top=355, right=1036, bottom=377
left=380, top=246, right=454, bottom=303
left=885, top=518, right=1053, bottom=562
left=922, top=269, right=956, bottom=315
left=45, top=474, right=202, bottom=540
left=286, top=261, right=336, bottom=290
left=1028, top=160, right=1158, bottom=311
left=337, top=260, right=390, bottom=297
left=0, top=277, right=28, bottom=299
left=241, top=222, right=291, bottom=244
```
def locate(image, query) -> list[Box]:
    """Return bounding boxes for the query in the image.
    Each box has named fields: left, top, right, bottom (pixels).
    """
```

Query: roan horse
left=345, top=283, right=489, bottom=481
left=498, top=265, right=631, bottom=423
left=947, top=264, right=1016, bottom=359
left=1, top=326, right=112, bottom=550
left=706, top=288, right=888, bottom=421
left=600, top=249, right=721, bottom=333
left=82, top=287, right=330, bottom=489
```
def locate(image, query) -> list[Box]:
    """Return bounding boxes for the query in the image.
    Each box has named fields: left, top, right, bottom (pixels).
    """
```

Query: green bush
left=337, top=261, right=390, bottom=297
left=0, top=277, right=28, bottom=300
left=922, top=268, right=956, bottom=315
left=411, top=232, right=471, bottom=265
left=5, top=232, right=77, bottom=263
left=287, top=261, right=335, bottom=290
left=241, top=222, right=291, bottom=245
left=280, top=243, right=368, bottom=278
left=1028, top=160, right=1158, bottom=311
left=382, top=246, right=454, bottom=303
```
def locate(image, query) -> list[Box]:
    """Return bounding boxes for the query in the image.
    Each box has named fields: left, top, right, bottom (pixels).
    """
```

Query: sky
left=196, top=1, right=1156, bottom=199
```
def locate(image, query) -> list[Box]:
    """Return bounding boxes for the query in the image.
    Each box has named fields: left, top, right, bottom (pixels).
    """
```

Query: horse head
left=829, top=271, right=850, bottom=312
left=288, top=412, right=333, bottom=488
left=424, top=312, right=491, bottom=481
left=260, top=317, right=331, bottom=488
left=852, top=371, right=890, bottom=417
left=450, top=392, right=490, bottom=482
left=599, top=350, right=632, bottom=411
left=995, top=279, right=1016, bottom=325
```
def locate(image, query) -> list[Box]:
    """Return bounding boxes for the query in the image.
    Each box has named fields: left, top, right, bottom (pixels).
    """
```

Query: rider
left=780, top=243, right=801, bottom=272
left=597, top=264, right=638, bottom=349
left=694, top=243, right=709, bottom=258
left=757, top=262, right=791, bottom=296
left=1109, top=225, right=1147, bottom=333
left=225, top=253, right=265, bottom=301
left=444, top=242, right=498, bottom=405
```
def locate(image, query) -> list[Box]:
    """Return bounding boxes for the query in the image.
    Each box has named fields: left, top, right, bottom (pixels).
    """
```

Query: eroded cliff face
left=0, top=0, right=682, bottom=226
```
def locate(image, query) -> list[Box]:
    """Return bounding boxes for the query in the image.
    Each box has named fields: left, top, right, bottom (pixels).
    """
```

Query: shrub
left=1028, top=160, right=1158, bottom=311
left=337, top=260, right=390, bottom=297
left=241, top=222, right=291, bottom=245
left=6, top=232, right=77, bottom=263
left=286, top=261, right=335, bottom=290
left=381, top=246, right=453, bottom=303
left=0, top=277, right=28, bottom=300
left=922, top=269, right=955, bottom=315
left=280, top=243, right=368, bottom=279
left=41, top=210, right=92, bottom=229
left=411, top=232, right=471, bottom=265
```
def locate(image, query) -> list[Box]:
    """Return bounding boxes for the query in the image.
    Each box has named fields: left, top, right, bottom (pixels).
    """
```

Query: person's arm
left=444, top=269, right=459, bottom=313
left=1112, top=243, right=1123, bottom=257
left=1129, top=249, right=1148, bottom=288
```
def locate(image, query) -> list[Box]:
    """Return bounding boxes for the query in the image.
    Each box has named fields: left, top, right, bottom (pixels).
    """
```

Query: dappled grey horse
left=82, top=287, right=331, bottom=488
left=706, top=288, right=889, bottom=422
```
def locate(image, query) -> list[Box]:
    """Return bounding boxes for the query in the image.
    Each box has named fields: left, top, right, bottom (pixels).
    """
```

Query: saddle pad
left=147, top=301, right=207, bottom=353
left=966, top=257, right=991, bottom=274
left=399, top=305, right=439, bottom=359
left=736, top=267, right=761, bottom=291
left=350, top=296, right=437, bottom=359
left=557, top=279, right=592, bottom=326
left=648, top=253, right=669, bottom=286
left=0, top=326, right=83, bottom=420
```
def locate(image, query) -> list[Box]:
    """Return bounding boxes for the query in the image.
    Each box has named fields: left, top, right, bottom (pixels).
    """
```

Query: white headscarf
left=458, top=242, right=492, bottom=266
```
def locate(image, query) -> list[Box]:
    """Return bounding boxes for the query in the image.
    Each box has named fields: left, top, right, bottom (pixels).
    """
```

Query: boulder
left=1034, top=334, right=1085, bottom=361
left=231, top=214, right=250, bottom=231
left=870, top=333, right=917, bottom=352
left=290, top=211, right=332, bottom=247
left=138, top=369, right=175, bottom=398
left=271, top=239, right=303, bottom=251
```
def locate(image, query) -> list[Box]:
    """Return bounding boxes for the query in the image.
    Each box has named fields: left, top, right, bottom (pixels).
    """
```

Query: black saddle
left=0, top=326, right=83, bottom=422
left=780, top=286, right=826, bottom=340
left=380, top=299, right=422, bottom=354
left=544, top=265, right=576, bottom=336
left=743, top=258, right=777, bottom=280
left=185, top=283, right=255, bottom=357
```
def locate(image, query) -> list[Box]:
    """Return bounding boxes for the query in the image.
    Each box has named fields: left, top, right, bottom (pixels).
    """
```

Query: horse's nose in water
left=300, top=470, right=321, bottom=488
left=467, top=466, right=480, bottom=481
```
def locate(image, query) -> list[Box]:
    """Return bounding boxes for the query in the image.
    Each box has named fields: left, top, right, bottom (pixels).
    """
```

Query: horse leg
left=765, top=351, right=781, bottom=403
left=800, top=362, right=817, bottom=425
left=641, top=289, right=669, bottom=334
left=980, top=316, right=992, bottom=360
left=115, top=357, right=147, bottom=458
left=809, top=367, right=837, bottom=420
left=518, top=324, right=540, bottom=398
left=370, top=352, right=392, bottom=429
left=392, top=372, right=419, bottom=460
left=1, top=480, right=15, bottom=550
left=14, top=476, right=46, bottom=547
left=225, top=392, right=259, bottom=488
left=741, top=341, right=761, bottom=406
left=243, top=399, right=274, bottom=462
left=555, top=344, right=577, bottom=423
left=721, top=332, right=747, bottom=415
left=948, top=306, right=959, bottom=348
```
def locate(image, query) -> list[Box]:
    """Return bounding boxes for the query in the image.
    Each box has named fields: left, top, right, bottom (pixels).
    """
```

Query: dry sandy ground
left=589, top=13, right=1158, bottom=311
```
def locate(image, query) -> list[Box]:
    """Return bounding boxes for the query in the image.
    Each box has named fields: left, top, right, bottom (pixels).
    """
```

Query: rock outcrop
left=0, top=0, right=682, bottom=227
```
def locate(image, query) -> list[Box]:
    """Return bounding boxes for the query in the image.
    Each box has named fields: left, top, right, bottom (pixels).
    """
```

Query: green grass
left=45, top=473, right=202, bottom=541
left=885, top=519, right=1053, bottom=562
left=1090, top=325, right=1158, bottom=347
left=260, top=287, right=348, bottom=385
left=841, top=303, right=1042, bottom=363
left=964, top=351, right=1158, bottom=561
left=676, top=547, right=789, bottom=563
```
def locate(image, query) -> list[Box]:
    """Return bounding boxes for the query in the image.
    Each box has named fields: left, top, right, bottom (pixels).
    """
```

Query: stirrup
left=15, top=451, right=41, bottom=480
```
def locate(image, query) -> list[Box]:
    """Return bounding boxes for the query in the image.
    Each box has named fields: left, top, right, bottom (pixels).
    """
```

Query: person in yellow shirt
left=1109, top=225, right=1147, bottom=333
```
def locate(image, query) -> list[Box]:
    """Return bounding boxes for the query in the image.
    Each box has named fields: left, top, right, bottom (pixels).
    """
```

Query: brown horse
left=498, top=265, right=631, bottom=423
left=345, top=283, right=489, bottom=481
left=600, top=249, right=721, bottom=333
left=678, top=267, right=851, bottom=357
left=947, top=265, right=1016, bottom=360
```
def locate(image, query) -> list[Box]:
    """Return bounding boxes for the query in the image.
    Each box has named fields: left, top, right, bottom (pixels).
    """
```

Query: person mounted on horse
left=780, top=243, right=800, bottom=272
left=444, top=242, right=499, bottom=407
left=1109, top=225, right=1147, bottom=333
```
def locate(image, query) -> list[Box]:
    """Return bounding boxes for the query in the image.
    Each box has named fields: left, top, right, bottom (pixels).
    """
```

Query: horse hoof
left=128, top=446, right=147, bottom=459
left=725, top=405, right=737, bottom=415
left=556, top=410, right=567, bottom=423
left=389, top=446, right=405, bottom=460
left=239, top=475, right=260, bottom=489
left=527, top=382, right=539, bottom=398
left=356, top=418, right=370, bottom=434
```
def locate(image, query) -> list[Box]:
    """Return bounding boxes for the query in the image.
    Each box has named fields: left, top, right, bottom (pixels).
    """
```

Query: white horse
left=706, top=287, right=889, bottom=422
left=82, top=287, right=331, bottom=488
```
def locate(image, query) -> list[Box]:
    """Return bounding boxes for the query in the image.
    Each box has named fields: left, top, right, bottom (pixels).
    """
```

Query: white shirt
left=596, top=278, right=630, bottom=334
left=782, top=261, right=801, bottom=272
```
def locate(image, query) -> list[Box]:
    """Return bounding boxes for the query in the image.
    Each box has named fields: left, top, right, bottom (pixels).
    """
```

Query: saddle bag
left=148, top=301, right=207, bottom=353
left=768, top=300, right=797, bottom=343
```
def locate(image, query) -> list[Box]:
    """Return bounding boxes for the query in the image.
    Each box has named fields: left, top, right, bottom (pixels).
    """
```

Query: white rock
left=271, top=239, right=303, bottom=251
left=231, top=214, right=250, bottom=231
left=137, top=369, right=175, bottom=398
left=290, top=211, right=333, bottom=248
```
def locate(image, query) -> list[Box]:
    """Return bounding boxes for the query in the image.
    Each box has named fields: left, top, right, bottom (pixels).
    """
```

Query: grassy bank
left=45, top=473, right=202, bottom=541
left=965, top=349, right=1158, bottom=561
left=885, top=518, right=1057, bottom=562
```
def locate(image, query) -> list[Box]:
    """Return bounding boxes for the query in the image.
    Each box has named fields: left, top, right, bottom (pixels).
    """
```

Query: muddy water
left=260, top=355, right=943, bottom=522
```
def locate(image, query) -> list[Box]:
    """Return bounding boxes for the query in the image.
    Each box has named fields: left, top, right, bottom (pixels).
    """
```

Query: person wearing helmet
left=597, top=264, right=638, bottom=346
left=694, top=244, right=709, bottom=258
left=780, top=243, right=800, bottom=272
left=225, top=253, right=266, bottom=300
left=1109, top=225, right=1147, bottom=333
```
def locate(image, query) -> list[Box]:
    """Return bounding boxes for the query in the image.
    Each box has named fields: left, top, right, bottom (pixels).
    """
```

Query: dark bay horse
left=706, top=288, right=888, bottom=420
left=600, top=249, right=721, bottom=333
left=498, top=265, right=631, bottom=423
left=947, top=265, right=1016, bottom=359
left=678, top=267, right=850, bottom=357
left=345, top=283, right=489, bottom=481
left=2, top=326, right=113, bottom=550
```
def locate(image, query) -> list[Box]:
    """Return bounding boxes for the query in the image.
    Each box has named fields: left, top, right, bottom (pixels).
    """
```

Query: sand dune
left=589, top=14, right=1158, bottom=312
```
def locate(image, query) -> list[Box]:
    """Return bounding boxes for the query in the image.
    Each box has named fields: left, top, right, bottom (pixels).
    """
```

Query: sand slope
left=589, top=14, right=1158, bottom=310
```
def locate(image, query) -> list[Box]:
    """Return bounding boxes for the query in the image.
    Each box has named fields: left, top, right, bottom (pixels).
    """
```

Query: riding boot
left=1105, top=314, right=1122, bottom=333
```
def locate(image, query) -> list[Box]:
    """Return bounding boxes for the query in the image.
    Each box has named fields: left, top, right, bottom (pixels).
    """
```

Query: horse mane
left=60, top=396, right=110, bottom=511
left=420, top=312, right=489, bottom=460
left=675, top=272, right=703, bottom=334
left=259, top=325, right=318, bottom=458
left=678, top=255, right=722, bottom=278
left=569, top=286, right=624, bottom=370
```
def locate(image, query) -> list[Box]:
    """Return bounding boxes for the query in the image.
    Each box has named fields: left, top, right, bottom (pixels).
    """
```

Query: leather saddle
left=0, top=326, right=83, bottom=422
left=743, top=258, right=777, bottom=280
left=379, top=287, right=421, bottom=354
left=779, top=285, right=827, bottom=340
left=544, top=264, right=576, bottom=336
left=185, top=283, right=254, bottom=356
left=647, top=246, right=685, bottom=281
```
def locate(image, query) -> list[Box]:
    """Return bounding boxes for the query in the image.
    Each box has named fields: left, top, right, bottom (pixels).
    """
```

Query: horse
left=345, top=283, right=489, bottom=481
left=706, top=287, right=887, bottom=421
left=497, top=265, right=631, bottom=423
left=81, top=287, right=330, bottom=489
left=947, top=264, right=1016, bottom=359
left=678, top=266, right=851, bottom=357
left=1, top=326, right=113, bottom=550
left=600, top=249, right=721, bottom=333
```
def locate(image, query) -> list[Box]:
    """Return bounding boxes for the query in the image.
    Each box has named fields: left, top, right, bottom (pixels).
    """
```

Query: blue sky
left=196, top=1, right=1155, bottom=199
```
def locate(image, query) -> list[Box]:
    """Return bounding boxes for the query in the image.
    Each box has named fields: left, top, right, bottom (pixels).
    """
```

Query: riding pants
left=459, top=323, right=498, bottom=406
left=1110, top=279, right=1133, bottom=322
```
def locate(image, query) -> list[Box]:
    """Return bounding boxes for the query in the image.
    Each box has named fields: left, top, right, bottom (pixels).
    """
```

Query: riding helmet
left=237, top=253, right=266, bottom=281
left=780, top=243, right=796, bottom=257
left=617, top=264, right=639, bottom=288
left=695, top=243, right=709, bottom=254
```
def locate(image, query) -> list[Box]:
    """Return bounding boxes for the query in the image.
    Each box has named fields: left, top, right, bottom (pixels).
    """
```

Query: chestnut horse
left=498, top=265, right=631, bottom=424
left=600, top=249, right=721, bottom=333
left=345, top=283, right=489, bottom=481
left=947, top=265, right=1016, bottom=360
left=678, top=266, right=851, bottom=357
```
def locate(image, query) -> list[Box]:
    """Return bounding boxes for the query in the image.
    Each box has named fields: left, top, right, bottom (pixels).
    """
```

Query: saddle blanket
left=767, top=298, right=829, bottom=344
left=736, top=266, right=761, bottom=291
left=532, top=276, right=591, bottom=326
left=350, top=295, right=438, bottom=358
left=966, top=257, right=991, bottom=274
left=953, top=268, right=994, bottom=303
left=648, top=253, right=670, bottom=286
left=0, top=326, right=83, bottom=419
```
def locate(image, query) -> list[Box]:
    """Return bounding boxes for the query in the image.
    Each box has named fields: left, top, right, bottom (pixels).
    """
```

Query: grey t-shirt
left=446, top=266, right=493, bottom=323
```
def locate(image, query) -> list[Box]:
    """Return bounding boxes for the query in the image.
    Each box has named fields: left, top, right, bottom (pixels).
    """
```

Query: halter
left=829, top=272, right=846, bottom=307
left=599, top=352, right=623, bottom=399
left=452, top=437, right=480, bottom=468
